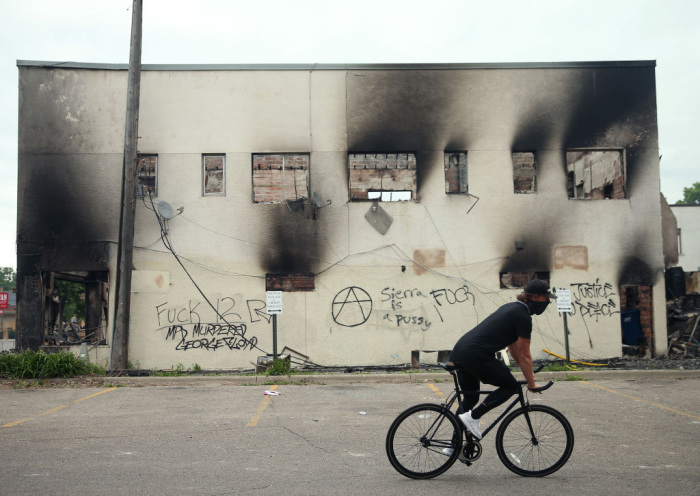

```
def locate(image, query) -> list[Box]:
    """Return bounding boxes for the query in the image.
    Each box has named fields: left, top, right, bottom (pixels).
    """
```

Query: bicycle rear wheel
left=385, top=403, right=461, bottom=479
left=495, top=404, right=574, bottom=477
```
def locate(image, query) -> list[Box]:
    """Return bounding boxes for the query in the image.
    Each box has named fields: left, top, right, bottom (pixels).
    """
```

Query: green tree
left=55, top=279, right=85, bottom=322
left=0, top=267, right=16, bottom=291
left=678, top=182, right=700, bottom=204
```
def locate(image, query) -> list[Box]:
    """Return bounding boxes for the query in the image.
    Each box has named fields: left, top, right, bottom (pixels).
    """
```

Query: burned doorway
left=43, top=271, right=109, bottom=347
left=619, top=258, right=654, bottom=356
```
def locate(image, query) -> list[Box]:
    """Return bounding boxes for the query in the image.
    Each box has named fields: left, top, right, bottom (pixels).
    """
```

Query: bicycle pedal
left=458, top=458, right=472, bottom=466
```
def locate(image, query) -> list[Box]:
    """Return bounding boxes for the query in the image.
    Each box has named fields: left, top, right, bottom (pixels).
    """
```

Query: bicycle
left=385, top=362, right=574, bottom=478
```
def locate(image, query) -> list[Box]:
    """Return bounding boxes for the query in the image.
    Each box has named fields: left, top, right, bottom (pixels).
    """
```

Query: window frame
left=348, top=153, right=417, bottom=202
left=565, top=148, right=626, bottom=200
left=202, top=154, right=226, bottom=197
left=512, top=151, right=537, bottom=194
left=252, top=153, right=310, bottom=204
left=444, top=151, right=468, bottom=194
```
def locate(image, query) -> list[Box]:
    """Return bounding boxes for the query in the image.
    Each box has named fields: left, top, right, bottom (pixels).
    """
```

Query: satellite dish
left=312, top=191, right=323, bottom=208
left=157, top=201, right=174, bottom=219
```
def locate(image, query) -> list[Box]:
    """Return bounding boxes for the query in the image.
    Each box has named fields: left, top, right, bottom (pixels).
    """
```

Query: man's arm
left=508, top=337, right=539, bottom=391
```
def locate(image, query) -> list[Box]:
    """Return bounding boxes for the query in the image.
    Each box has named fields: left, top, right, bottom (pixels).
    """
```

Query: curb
left=94, top=368, right=700, bottom=387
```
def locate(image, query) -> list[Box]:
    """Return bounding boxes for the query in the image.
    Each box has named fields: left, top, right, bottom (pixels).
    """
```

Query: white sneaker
left=458, top=411, right=482, bottom=439
left=442, top=448, right=454, bottom=456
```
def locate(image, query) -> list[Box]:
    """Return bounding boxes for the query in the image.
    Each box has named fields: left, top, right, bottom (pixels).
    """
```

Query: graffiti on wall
left=155, top=298, right=259, bottom=352
left=568, top=279, right=619, bottom=321
left=332, top=283, right=475, bottom=332
left=332, top=287, right=373, bottom=327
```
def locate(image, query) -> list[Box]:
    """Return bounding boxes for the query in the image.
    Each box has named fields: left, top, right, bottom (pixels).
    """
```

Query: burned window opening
left=203, top=154, right=225, bottom=196
left=349, top=153, right=417, bottom=201
left=265, top=273, right=315, bottom=292
left=137, top=154, right=158, bottom=197
left=512, top=152, right=537, bottom=194
left=566, top=149, right=625, bottom=200
left=43, top=271, right=109, bottom=347
left=500, top=271, right=550, bottom=290
left=445, top=152, right=468, bottom=194
left=253, top=153, right=309, bottom=203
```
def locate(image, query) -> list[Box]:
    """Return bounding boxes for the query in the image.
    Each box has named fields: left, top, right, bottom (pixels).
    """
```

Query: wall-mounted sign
left=556, top=289, right=572, bottom=313
left=266, top=291, right=282, bottom=315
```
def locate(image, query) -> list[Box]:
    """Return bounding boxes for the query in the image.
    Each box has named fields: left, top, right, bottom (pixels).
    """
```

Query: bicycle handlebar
left=528, top=380, right=554, bottom=393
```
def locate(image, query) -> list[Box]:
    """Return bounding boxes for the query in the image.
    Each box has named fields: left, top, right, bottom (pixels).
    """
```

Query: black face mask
left=527, top=300, right=550, bottom=315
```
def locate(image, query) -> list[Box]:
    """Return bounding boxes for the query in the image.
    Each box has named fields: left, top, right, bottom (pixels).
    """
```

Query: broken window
left=203, top=154, right=225, bottom=196
left=265, top=273, right=315, bottom=292
left=566, top=150, right=625, bottom=199
left=512, top=152, right=537, bottom=194
left=500, top=271, right=550, bottom=289
left=444, top=152, right=468, bottom=194
left=252, top=153, right=309, bottom=203
left=349, top=153, right=417, bottom=201
left=137, top=154, right=158, bottom=197
left=43, top=271, right=109, bottom=346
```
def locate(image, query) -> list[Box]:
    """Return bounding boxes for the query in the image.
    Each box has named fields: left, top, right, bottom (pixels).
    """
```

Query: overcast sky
left=1, top=0, right=698, bottom=269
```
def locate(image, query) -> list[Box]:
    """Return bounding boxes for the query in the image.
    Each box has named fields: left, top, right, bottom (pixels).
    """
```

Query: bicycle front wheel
left=386, top=403, right=462, bottom=479
left=495, top=404, right=574, bottom=477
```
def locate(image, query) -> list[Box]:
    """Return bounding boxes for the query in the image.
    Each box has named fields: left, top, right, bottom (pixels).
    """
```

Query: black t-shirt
left=449, top=301, right=532, bottom=361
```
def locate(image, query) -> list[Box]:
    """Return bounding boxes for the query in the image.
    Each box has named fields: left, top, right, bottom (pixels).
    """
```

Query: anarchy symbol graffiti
left=332, top=287, right=373, bottom=327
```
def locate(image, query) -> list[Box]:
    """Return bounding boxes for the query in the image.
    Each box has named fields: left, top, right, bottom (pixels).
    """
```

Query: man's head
left=70, top=317, right=78, bottom=324
left=522, top=279, right=557, bottom=314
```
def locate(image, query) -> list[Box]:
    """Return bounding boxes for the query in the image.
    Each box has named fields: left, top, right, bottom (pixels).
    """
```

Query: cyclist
left=447, top=279, right=557, bottom=439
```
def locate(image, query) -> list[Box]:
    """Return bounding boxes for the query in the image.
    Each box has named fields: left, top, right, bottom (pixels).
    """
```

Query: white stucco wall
left=670, top=205, right=700, bottom=272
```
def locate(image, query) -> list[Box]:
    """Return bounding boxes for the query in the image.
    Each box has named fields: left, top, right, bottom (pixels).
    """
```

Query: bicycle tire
left=386, top=403, right=462, bottom=479
left=495, top=404, right=574, bottom=477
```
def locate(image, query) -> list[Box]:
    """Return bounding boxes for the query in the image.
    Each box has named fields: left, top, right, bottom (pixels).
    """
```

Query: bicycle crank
left=462, top=440, right=482, bottom=462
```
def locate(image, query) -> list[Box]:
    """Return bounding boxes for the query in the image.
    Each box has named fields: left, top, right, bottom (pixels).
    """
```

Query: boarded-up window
left=252, top=154, right=309, bottom=203
left=349, top=153, right=416, bottom=201
left=513, top=152, right=536, bottom=194
left=137, top=154, right=157, bottom=196
left=566, top=150, right=625, bottom=199
left=445, top=152, right=468, bottom=194
left=203, top=154, right=225, bottom=196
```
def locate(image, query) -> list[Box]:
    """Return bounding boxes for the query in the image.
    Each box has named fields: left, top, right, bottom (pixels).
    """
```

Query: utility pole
left=111, top=0, right=143, bottom=370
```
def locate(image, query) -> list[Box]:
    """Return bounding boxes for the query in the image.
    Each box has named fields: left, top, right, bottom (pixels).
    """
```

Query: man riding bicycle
left=448, top=279, right=557, bottom=439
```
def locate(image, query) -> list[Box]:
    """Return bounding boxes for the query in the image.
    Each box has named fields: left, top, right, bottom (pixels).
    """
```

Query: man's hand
left=527, top=382, right=543, bottom=392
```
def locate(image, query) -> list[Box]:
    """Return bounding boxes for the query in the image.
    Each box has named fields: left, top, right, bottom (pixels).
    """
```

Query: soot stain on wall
left=258, top=205, right=324, bottom=275
left=345, top=68, right=657, bottom=203
left=618, top=256, right=655, bottom=286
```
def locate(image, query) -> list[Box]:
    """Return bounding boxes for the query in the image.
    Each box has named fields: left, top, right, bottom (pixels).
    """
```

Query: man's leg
left=470, top=357, right=519, bottom=419
left=455, top=367, right=479, bottom=414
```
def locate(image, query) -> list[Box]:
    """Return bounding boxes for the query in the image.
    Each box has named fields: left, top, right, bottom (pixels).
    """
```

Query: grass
left=0, top=350, right=105, bottom=380
left=564, top=375, right=585, bottom=381
left=541, top=362, right=579, bottom=372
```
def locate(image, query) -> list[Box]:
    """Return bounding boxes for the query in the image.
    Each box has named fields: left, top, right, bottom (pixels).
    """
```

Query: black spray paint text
left=156, top=298, right=243, bottom=326
left=162, top=323, right=258, bottom=352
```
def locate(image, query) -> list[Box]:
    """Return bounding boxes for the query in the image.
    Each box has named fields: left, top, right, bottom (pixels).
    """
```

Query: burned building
left=16, top=60, right=667, bottom=369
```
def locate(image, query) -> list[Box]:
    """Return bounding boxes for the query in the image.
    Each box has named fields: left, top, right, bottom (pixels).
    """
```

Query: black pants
left=454, top=354, right=519, bottom=417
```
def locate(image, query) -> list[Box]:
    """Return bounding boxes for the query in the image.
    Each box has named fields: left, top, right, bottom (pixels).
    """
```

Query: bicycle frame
left=441, top=367, right=533, bottom=440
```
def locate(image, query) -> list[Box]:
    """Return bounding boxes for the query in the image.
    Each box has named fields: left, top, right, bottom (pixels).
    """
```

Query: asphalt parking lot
left=1, top=371, right=699, bottom=496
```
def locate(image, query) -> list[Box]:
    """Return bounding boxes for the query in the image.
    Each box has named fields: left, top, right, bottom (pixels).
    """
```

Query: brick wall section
left=637, top=285, right=654, bottom=351
left=348, top=153, right=417, bottom=200
left=266, top=273, right=315, bottom=292
left=253, top=154, right=309, bottom=203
